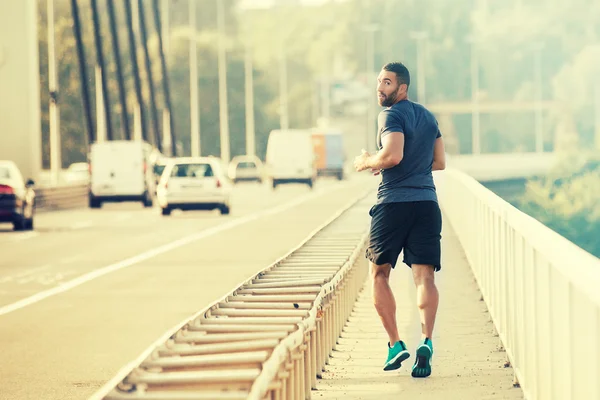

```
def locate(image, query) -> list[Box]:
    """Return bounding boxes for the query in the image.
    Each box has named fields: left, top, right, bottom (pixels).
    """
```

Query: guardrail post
left=310, top=328, right=318, bottom=389
left=285, top=357, right=294, bottom=400
left=324, top=300, right=332, bottom=361
left=316, top=312, right=324, bottom=378
left=278, top=368, right=287, bottom=400
left=303, top=334, right=312, bottom=399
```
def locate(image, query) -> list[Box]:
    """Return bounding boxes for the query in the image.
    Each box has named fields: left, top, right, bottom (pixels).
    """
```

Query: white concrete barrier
left=436, top=169, right=600, bottom=400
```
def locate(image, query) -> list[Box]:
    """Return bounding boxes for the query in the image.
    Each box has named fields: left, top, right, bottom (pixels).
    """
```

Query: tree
left=37, top=0, right=278, bottom=166
left=519, top=151, right=600, bottom=257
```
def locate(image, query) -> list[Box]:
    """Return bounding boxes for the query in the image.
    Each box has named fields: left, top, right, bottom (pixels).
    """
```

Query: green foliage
left=519, top=151, right=600, bottom=257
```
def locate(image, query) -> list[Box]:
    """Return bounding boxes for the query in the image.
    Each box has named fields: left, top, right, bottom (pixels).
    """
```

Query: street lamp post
left=244, top=40, right=256, bottom=156
left=409, top=31, right=428, bottom=105
left=467, top=36, right=481, bottom=155
left=217, top=0, right=230, bottom=163
left=595, top=80, right=600, bottom=150
left=363, top=24, right=379, bottom=153
left=276, top=4, right=289, bottom=131
left=278, top=40, right=289, bottom=131
left=160, top=0, right=172, bottom=154
left=189, top=0, right=200, bottom=157
left=278, top=45, right=289, bottom=131
left=125, top=0, right=146, bottom=142
left=533, top=43, right=544, bottom=153
left=47, top=0, right=61, bottom=184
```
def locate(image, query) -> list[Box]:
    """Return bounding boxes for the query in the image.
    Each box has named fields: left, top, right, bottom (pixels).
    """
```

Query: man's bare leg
left=411, top=264, right=439, bottom=339
left=372, top=262, right=411, bottom=371
left=411, top=264, right=438, bottom=378
left=371, top=262, right=399, bottom=344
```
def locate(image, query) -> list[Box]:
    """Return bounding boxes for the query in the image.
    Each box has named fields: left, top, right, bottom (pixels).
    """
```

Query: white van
left=265, top=129, right=316, bottom=189
left=88, top=140, right=155, bottom=208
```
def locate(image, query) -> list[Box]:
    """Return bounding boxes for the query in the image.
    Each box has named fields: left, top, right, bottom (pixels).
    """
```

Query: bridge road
left=0, top=176, right=375, bottom=400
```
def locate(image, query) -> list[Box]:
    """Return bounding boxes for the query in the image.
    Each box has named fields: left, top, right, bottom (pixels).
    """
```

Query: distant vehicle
left=311, top=129, right=345, bottom=180
left=0, top=160, right=35, bottom=231
left=88, top=140, right=155, bottom=208
left=152, top=157, right=170, bottom=193
left=65, top=162, right=90, bottom=184
left=265, top=129, right=316, bottom=189
left=228, top=155, right=264, bottom=184
left=156, top=157, right=232, bottom=216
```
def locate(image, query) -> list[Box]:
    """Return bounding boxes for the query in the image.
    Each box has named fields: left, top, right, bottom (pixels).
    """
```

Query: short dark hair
left=382, top=62, right=410, bottom=88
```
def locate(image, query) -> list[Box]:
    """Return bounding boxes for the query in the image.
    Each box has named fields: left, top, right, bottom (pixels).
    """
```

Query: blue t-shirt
left=376, top=99, right=441, bottom=204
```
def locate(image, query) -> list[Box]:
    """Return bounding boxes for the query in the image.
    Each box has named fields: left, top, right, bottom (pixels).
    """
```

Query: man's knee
left=412, top=263, right=435, bottom=285
left=371, top=262, right=392, bottom=282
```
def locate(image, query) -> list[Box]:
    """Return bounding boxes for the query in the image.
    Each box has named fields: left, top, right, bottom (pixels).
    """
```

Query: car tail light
left=0, top=184, right=14, bottom=195
left=216, top=179, right=222, bottom=188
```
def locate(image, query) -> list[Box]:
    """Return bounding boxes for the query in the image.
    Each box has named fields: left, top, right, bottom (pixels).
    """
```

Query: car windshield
left=154, top=164, right=166, bottom=176
left=0, top=167, right=11, bottom=180
left=171, top=163, right=214, bottom=178
left=237, top=162, right=256, bottom=169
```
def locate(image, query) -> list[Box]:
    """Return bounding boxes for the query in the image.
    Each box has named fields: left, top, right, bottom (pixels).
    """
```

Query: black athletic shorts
left=365, top=201, right=442, bottom=271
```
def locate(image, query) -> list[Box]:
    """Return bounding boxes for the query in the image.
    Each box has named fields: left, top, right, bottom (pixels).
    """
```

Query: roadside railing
left=36, top=184, right=88, bottom=211
left=436, top=168, right=600, bottom=400
left=91, top=191, right=375, bottom=400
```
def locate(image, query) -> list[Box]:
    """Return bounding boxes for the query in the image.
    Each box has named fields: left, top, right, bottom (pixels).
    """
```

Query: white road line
left=0, top=182, right=351, bottom=317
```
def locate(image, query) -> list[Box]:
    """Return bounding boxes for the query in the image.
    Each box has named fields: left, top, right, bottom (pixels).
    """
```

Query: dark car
left=0, top=161, right=35, bottom=231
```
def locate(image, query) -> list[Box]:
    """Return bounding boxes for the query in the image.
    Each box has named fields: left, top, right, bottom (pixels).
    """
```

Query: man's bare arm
left=432, top=137, right=446, bottom=171
left=357, top=132, right=404, bottom=171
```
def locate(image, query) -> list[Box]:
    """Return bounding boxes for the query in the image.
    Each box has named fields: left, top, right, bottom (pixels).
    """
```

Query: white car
left=0, top=160, right=35, bottom=231
left=65, top=162, right=90, bottom=184
left=228, top=155, right=264, bottom=183
left=157, top=157, right=232, bottom=216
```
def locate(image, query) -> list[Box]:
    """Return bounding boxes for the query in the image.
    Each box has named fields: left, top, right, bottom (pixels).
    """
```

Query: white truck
left=88, top=140, right=155, bottom=208
left=265, top=129, right=316, bottom=189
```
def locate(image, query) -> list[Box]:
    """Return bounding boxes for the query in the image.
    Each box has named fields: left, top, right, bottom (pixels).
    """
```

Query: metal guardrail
left=36, top=184, right=88, bottom=211
left=436, top=169, right=600, bottom=400
left=91, top=190, right=374, bottom=400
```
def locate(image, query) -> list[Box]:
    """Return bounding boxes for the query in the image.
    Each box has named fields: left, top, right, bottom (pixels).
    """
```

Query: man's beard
left=379, top=90, right=399, bottom=107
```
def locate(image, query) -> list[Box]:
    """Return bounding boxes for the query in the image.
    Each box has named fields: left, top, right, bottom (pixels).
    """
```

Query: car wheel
left=13, top=215, right=26, bottom=231
left=89, top=194, right=102, bottom=209
left=143, top=191, right=153, bottom=208
left=161, top=207, right=171, bottom=216
left=219, top=204, right=230, bottom=215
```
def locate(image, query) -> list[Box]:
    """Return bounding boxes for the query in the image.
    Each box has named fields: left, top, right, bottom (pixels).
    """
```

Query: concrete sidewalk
left=314, top=215, right=525, bottom=400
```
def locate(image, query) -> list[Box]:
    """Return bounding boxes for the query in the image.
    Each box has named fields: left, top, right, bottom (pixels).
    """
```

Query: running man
left=353, top=61, right=446, bottom=378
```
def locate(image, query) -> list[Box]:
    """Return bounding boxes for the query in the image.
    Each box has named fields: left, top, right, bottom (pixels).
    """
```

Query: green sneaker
left=383, top=340, right=410, bottom=371
left=411, top=338, right=433, bottom=378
